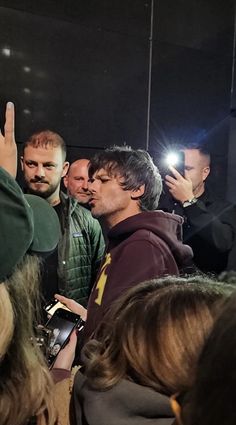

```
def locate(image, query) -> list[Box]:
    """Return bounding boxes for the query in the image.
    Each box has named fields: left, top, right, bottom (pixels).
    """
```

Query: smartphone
left=44, top=298, right=71, bottom=316
left=165, top=151, right=185, bottom=176
left=45, top=308, right=83, bottom=368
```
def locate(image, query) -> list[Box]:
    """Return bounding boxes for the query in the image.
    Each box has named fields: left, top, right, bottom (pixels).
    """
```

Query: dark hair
left=82, top=275, right=234, bottom=395
left=182, top=290, right=236, bottom=425
left=89, top=145, right=162, bottom=211
left=23, top=130, right=67, bottom=161
left=183, top=143, right=211, bottom=165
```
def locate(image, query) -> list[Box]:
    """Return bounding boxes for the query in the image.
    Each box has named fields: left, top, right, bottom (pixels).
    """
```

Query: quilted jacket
left=57, top=192, right=105, bottom=306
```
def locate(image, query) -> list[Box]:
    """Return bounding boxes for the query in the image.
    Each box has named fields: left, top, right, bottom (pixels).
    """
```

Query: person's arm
left=165, top=166, right=235, bottom=252
left=183, top=200, right=236, bottom=252
left=0, top=102, right=17, bottom=178
left=51, top=330, right=77, bottom=383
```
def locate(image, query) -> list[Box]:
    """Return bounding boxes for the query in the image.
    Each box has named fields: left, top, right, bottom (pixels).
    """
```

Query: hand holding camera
left=165, top=165, right=194, bottom=204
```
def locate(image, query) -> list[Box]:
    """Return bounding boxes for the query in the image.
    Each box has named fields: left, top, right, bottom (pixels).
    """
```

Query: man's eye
left=27, top=163, right=36, bottom=168
left=45, top=165, right=54, bottom=170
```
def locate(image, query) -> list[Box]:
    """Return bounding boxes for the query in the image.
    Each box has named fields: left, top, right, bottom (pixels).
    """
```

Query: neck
left=193, top=182, right=205, bottom=198
left=106, top=209, right=142, bottom=229
left=47, top=189, right=61, bottom=206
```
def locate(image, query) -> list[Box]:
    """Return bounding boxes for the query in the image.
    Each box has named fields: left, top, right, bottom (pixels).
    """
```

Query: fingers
left=4, top=102, right=15, bottom=142
left=54, top=293, right=87, bottom=320
left=54, top=293, right=69, bottom=303
left=168, top=165, right=182, bottom=179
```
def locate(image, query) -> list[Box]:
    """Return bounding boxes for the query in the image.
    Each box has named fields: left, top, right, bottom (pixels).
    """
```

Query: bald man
left=64, top=159, right=92, bottom=206
left=159, top=144, right=236, bottom=274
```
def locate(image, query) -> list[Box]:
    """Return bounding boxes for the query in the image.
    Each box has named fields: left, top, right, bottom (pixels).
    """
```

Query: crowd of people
left=1, top=101, right=236, bottom=425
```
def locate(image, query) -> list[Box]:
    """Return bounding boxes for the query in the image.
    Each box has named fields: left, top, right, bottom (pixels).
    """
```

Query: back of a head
left=83, top=275, right=234, bottom=395
left=23, top=129, right=67, bottom=161
left=89, top=145, right=162, bottom=211
left=0, top=167, right=60, bottom=425
left=182, top=291, right=236, bottom=425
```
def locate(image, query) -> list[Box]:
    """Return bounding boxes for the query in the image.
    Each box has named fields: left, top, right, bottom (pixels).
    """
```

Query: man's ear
left=202, top=166, right=210, bottom=182
left=20, top=155, right=24, bottom=171
left=62, top=161, right=70, bottom=178
left=63, top=175, right=68, bottom=188
left=131, top=184, right=145, bottom=200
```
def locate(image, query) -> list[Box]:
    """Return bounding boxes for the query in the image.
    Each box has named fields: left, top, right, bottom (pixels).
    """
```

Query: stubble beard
left=26, top=181, right=59, bottom=200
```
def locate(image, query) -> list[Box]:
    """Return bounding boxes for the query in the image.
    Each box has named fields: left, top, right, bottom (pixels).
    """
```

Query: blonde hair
left=24, top=130, right=67, bottom=161
left=83, top=276, right=234, bottom=395
left=0, top=255, right=57, bottom=425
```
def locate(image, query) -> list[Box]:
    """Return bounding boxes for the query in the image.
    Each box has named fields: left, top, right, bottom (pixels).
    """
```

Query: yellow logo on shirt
left=95, top=253, right=111, bottom=305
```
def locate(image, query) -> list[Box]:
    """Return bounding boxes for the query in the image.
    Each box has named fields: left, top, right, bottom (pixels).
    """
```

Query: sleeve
left=184, top=200, right=236, bottom=253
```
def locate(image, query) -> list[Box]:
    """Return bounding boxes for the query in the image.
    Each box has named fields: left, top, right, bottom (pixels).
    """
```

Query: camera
left=36, top=308, right=84, bottom=368
left=165, top=151, right=185, bottom=176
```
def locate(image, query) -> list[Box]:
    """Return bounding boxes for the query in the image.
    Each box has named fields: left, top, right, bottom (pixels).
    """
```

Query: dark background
left=0, top=0, right=235, bottom=199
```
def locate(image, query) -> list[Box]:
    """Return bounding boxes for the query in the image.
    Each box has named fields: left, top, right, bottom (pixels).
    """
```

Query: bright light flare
left=165, top=152, right=180, bottom=167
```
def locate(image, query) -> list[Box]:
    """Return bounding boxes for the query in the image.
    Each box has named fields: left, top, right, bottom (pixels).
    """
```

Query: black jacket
left=159, top=188, right=236, bottom=274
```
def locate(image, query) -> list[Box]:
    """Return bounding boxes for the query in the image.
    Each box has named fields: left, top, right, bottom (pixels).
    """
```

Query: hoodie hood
left=108, top=210, right=193, bottom=268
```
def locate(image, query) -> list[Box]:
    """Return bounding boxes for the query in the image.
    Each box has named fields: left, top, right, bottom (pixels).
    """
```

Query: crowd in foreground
left=1, top=102, right=236, bottom=425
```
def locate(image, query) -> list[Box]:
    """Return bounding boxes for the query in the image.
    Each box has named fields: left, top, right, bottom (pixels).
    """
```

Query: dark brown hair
left=82, top=276, right=234, bottom=396
left=89, top=145, right=162, bottom=211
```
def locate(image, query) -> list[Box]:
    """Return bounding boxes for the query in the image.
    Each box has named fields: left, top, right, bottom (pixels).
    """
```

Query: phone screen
left=46, top=309, right=82, bottom=368
left=174, top=151, right=185, bottom=176
left=44, top=299, right=71, bottom=316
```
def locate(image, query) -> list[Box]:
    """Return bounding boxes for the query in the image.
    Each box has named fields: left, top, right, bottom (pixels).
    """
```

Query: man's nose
left=88, top=179, right=97, bottom=192
left=35, top=164, right=45, bottom=178
left=81, top=179, right=89, bottom=191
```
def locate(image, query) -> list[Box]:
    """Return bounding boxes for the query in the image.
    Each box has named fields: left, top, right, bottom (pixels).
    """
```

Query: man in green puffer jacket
left=21, top=130, right=105, bottom=306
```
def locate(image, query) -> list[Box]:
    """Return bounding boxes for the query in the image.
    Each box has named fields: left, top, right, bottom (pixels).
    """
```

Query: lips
left=30, top=179, right=49, bottom=185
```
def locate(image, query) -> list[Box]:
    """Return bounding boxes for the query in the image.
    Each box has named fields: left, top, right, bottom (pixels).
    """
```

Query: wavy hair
left=82, top=276, right=234, bottom=395
left=89, top=145, right=162, bottom=211
left=0, top=255, right=57, bottom=425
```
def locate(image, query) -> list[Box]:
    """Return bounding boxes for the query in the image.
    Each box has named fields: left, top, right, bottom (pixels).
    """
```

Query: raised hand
left=0, top=102, right=17, bottom=178
left=165, top=165, right=194, bottom=203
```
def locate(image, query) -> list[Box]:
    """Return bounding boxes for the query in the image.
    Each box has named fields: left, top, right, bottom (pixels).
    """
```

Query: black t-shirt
left=40, top=202, right=62, bottom=306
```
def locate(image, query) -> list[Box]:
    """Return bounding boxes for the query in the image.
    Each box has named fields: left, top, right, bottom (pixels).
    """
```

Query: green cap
left=0, top=166, right=61, bottom=281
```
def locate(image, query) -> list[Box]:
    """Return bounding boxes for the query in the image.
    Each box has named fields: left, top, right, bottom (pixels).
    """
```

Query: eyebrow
left=25, top=159, right=57, bottom=167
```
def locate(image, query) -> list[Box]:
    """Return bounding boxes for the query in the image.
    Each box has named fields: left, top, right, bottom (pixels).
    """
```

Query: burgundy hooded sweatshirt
left=84, top=210, right=193, bottom=339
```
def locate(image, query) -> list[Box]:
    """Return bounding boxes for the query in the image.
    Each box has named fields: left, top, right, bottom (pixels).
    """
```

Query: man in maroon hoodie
left=76, top=146, right=192, bottom=338
left=57, top=146, right=193, bottom=339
